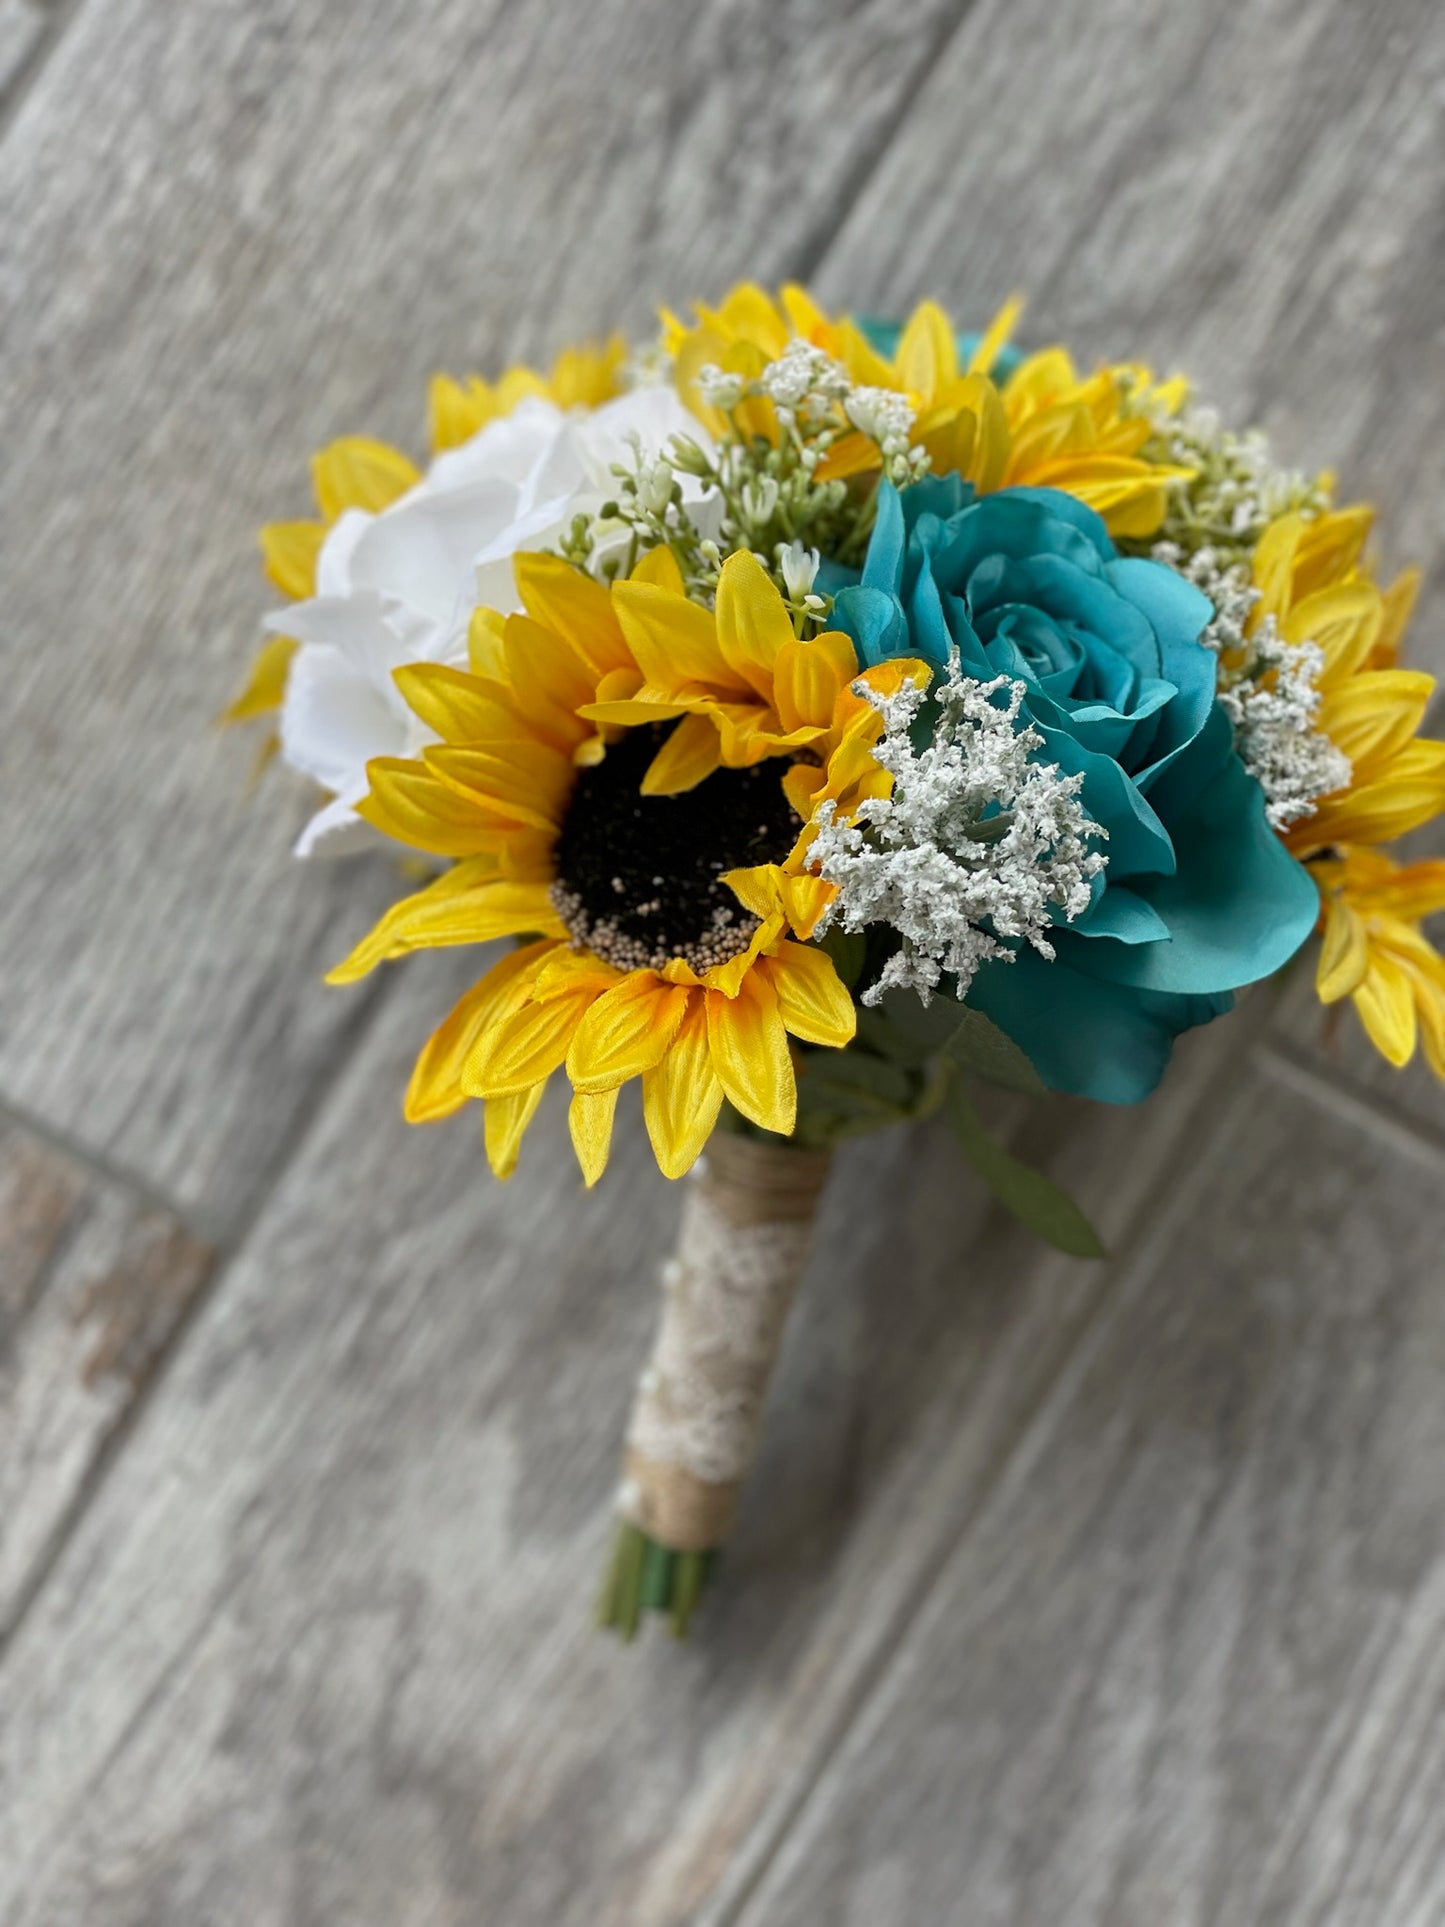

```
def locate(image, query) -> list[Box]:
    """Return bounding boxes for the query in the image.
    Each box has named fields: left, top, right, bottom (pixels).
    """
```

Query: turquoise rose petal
left=831, top=584, right=911, bottom=667
left=1062, top=743, right=1319, bottom=994
left=968, top=948, right=1234, bottom=1104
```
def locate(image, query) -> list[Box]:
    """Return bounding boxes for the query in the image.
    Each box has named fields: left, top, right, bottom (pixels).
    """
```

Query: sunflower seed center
left=551, top=722, right=799, bottom=973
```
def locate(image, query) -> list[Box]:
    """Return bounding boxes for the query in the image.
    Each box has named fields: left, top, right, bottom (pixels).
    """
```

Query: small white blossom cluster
left=1132, top=390, right=1329, bottom=571
left=1217, top=625, right=1352, bottom=830
left=755, top=339, right=852, bottom=422
left=811, top=655, right=1108, bottom=1006
left=561, top=335, right=931, bottom=611
left=1154, top=540, right=1351, bottom=831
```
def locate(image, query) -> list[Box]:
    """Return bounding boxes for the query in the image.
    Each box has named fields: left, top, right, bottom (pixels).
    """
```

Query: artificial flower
left=1241, top=507, right=1445, bottom=861
left=829, top=478, right=1320, bottom=1100
left=1313, top=847, right=1445, bottom=1073
left=428, top=334, right=626, bottom=452
left=329, top=548, right=925, bottom=1181
left=664, top=283, right=1188, bottom=535
left=258, top=386, right=712, bottom=854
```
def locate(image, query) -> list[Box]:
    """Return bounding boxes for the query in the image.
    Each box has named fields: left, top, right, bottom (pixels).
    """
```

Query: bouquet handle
left=599, top=1131, right=832, bottom=1637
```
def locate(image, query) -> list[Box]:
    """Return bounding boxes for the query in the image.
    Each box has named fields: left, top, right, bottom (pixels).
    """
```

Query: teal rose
left=827, top=478, right=1319, bottom=1102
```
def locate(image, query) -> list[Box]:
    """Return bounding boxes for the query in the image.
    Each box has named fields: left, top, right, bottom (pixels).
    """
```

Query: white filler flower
left=269, top=387, right=713, bottom=855
left=812, top=655, right=1107, bottom=1005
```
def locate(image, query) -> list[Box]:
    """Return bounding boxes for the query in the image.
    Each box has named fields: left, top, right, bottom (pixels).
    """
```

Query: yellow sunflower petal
left=511, top=553, right=631, bottom=680
left=758, top=942, right=856, bottom=1048
left=310, top=437, right=420, bottom=521
left=775, top=870, right=836, bottom=939
left=405, top=976, right=499, bottom=1123
left=612, top=580, right=745, bottom=699
left=630, top=545, right=686, bottom=593
left=497, top=613, right=602, bottom=737
left=220, top=633, right=296, bottom=725
left=565, top=972, right=692, bottom=1093
left=392, top=663, right=514, bottom=744
left=715, top=550, right=794, bottom=701
left=641, top=712, right=723, bottom=794
left=1281, top=583, right=1382, bottom=686
left=259, top=521, right=323, bottom=601
left=424, top=741, right=572, bottom=832
left=1352, top=954, right=1417, bottom=1067
left=704, top=970, right=796, bottom=1135
left=463, top=972, right=599, bottom=1100
left=894, top=300, right=958, bottom=403
left=642, top=998, right=722, bottom=1179
left=569, top=1085, right=620, bottom=1188
left=327, top=870, right=559, bottom=986
left=428, top=373, right=489, bottom=453
left=1374, top=566, right=1422, bottom=667
left=966, top=293, right=1024, bottom=376
left=1294, top=504, right=1373, bottom=601
left=358, top=759, right=511, bottom=856
left=484, top=1079, right=549, bottom=1180
left=773, top=630, right=858, bottom=733
left=1315, top=896, right=1369, bottom=1004
left=1316, top=670, right=1434, bottom=770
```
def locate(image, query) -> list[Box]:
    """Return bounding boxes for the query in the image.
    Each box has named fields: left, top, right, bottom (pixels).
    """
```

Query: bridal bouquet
left=230, top=286, right=1445, bottom=1636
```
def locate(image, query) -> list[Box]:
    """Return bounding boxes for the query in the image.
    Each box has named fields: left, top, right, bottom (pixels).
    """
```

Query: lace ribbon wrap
left=617, top=1134, right=833, bottom=1553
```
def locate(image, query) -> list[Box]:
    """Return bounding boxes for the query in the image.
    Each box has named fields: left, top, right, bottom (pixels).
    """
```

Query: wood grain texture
left=0, top=959, right=1235, bottom=1927
left=0, top=1116, right=212, bottom=1638
left=0, top=0, right=971, bottom=1229
left=818, top=0, right=1445, bottom=660
left=731, top=1061, right=1445, bottom=1927
left=0, top=0, right=46, bottom=103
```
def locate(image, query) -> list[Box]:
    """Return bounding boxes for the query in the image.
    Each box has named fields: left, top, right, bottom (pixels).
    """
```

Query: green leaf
left=945, top=1082, right=1105, bottom=1258
left=941, top=1006, right=1043, bottom=1095
left=869, top=991, right=1044, bottom=1094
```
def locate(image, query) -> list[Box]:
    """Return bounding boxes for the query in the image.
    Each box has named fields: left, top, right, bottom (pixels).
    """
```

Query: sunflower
left=1314, top=848, right=1445, bottom=1074
left=662, top=282, right=1188, bottom=537
left=1243, top=504, right=1445, bottom=1078
left=328, top=547, right=925, bottom=1184
left=224, top=336, right=628, bottom=730
left=1244, top=507, right=1445, bottom=862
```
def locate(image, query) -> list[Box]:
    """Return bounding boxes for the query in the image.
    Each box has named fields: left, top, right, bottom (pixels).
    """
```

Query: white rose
left=270, top=385, right=715, bottom=856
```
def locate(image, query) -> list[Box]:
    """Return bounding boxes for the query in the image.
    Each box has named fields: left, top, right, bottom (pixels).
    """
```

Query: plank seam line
left=1258, top=1039, right=1445, bottom=1171
left=0, top=1090, right=199, bottom=1238
left=0, top=973, right=396, bottom=1669
left=708, top=1047, right=1269, bottom=1927
left=0, top=0, right=91, bottom=149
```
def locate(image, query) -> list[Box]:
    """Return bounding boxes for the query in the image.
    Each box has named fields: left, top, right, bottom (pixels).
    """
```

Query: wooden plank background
left=1, top=0, right=1441, bottom=1921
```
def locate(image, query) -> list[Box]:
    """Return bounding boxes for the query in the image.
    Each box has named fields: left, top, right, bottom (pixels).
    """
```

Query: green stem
left=597, top=1523, right=719, bottom=1641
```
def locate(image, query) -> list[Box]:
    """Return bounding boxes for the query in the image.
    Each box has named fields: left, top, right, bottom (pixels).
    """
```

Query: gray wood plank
left=0, top=1114, right=212, bottom=1638
left=0, top=0, right=46, bottom=104
left=729, top=1059, right=1445, bottom=1927
left=0, top=0, right=971, bottom=1230
left=818, top=0, right=1445, bottom=661
left=0, top=959, right=1233, bottom=1927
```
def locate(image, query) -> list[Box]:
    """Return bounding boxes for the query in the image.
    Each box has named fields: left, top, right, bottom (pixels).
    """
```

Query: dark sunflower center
left=551, top=722, right=800, bottom=973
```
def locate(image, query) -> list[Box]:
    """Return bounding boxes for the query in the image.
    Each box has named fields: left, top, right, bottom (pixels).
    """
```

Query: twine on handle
left=617, top=1134, right=832, bottom=1553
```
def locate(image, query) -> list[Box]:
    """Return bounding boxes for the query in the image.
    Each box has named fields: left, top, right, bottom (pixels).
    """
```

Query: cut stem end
left=596, top=1522, right=719, bottom=1642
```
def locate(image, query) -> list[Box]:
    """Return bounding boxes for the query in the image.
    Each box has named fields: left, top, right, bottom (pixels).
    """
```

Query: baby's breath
left=555, top=336, right=931, bottom=615
left=811, top=655, right=1107, bottom=1005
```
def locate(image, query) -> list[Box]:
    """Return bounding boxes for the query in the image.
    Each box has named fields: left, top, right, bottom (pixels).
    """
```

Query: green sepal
left=945, top=1080, right=1105, bottom=1258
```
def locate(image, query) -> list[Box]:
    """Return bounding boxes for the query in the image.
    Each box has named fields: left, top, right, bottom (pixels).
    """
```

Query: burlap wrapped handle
left=617, top=1133, right=833, bottom=1554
